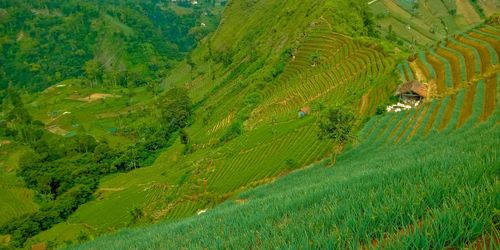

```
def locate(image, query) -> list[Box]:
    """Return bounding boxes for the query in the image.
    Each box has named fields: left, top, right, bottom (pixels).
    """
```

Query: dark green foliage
left=271, top=48, right=293, bottom=79
left=317, top=107, right=356, bottom=144
left=376, top=104, right=386, bottom=115
left=157, top=88, right=193, bottom=132
left=310, top=50, right=322, bottom=66
left=0, top=85, right=192, bottom=247
left=0, top=0, right=221, bottom=92
left=1, top=185, right=93, bottom=247
left=128, top=207, right=144, bottom=225
left=212, top=49, right=233, bottom=66
left=285, top=159, right=298, bottom=170
left=469, top=0, right=486, bottom=18
left=219, top=121, right=243, bottom=143
left=180, top=129, right=189, bottom=145
left=219, top=91, right=261, bottom=143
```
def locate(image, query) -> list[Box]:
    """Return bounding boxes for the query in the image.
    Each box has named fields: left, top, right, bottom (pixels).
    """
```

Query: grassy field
left=33, top=22, right=496, bottom=248
left=370, top=0, right=484, bottom=47
left=25, top=80, right=156, bottom=148
left=70, top=71, right=499, bottom=249
left=7, top=1, right=498, bottom=247
left=24, top=1, right=401, bottom=244
left=0, top=144, right=38, bottom=227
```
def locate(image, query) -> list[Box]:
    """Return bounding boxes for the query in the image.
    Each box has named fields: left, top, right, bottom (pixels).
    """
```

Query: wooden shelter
left=395, top=80, right=428, bottom=100
left=298, top=106, right=311, bottom=118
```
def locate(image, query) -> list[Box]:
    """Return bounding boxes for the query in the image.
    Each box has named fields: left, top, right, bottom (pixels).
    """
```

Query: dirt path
left=98, top=187, right=124, bottom=191
left=446, top=41, right=476, bottom=82
left=66, top=93, right=120, bottom=103
left=426, top=53, right=447, bottom=95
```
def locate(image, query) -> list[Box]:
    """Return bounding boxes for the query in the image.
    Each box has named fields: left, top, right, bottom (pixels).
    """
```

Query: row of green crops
left=71, top=95, right=499, bottom=250
left=439, top=42, right=467, bottom=83
left=68, top=24, right=500, bottom=250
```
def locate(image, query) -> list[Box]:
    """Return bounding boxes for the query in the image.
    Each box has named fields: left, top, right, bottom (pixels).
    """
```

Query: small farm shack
left=395, top=80, right=428, bottom=102
left=298, top=106, right=311, bottom=118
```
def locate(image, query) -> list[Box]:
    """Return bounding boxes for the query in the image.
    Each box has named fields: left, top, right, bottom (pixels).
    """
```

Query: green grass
left=370, top=0, right=480, bottom=47
left=27, top=10, right=400, bottom=244
left=11, top=4, right=497, bottom=248
left=25, top=81, right=155, bottom=148
left=0, top=144, right=38, bottom=226
left=67, top=37, right=500, bottom=245
left=70, top=97, right=499, bottom=250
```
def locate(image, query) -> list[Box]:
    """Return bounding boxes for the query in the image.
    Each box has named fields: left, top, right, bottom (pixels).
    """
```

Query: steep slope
left=72, top=63, right=499, bottom=250
left=0, top=144, right=38, bottom=226
left=0, top=0, right=222, bottom=92
left=24, top=0, right=400, bottom=246
left=72, top=22, right=500, bottom=248
left=370, top=0, right=487, bottom=47
left=73, top=107, right=499, bottom=250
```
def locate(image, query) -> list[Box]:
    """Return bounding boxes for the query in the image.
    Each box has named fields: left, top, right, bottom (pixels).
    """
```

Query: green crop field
left=370, top=0, right=487, bottom=47
left=0, top=144, right=38, bottom=226
left=71, top=72, right=499, bottom=250
left=1, top=1, right=498, bottom=249
left=49, top=22, right=500, bottom=248
left=21, top=1, right=404, bottom=245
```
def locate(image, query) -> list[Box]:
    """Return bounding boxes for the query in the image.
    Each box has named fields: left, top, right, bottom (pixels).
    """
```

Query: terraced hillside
left=26, top=15, right=398, bottom=246
left=0, top=144, right=38, bottom=226
left=73, top=100, right=499, bottom=250
left=386, top=25, right=499, bottom=147
left=5, top=1, right=496, bottom=248
left=71, top=25, right=500, bottom=248
left=247, top=20, right=393, bottom=127
left=67, top=21, right=500, bottom=248
left=398, top=25, right=498, bottom=94
left=370, top=0, right=488, bottom=46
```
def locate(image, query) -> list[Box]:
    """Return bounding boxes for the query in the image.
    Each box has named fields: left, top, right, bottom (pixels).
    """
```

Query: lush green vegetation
left=0, top=86, right=193, bottom=247
left=0, top=0, right=498, bottom=249
left=69, top=20, right=498, bottom=249
left=0, top=0, right=222, bottom=92
left=71, top=81, right=499, bottom=249
left=7, top=0, right=401, bottom=246
left=369, top=0, right=488, bottom=48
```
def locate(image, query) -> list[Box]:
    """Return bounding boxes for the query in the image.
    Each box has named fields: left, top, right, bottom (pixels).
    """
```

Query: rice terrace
left=0, top=0, right=498, bottom=249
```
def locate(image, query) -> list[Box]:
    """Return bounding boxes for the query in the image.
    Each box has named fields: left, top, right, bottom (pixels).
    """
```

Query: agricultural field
left=0, top=143, right=38, bottom=227
left=73, top=116, right=499, bottom=249
left=370, top=0, right=486, bottom=47
left=24, top=80, right=156, bottom=148
left=71, top=65, right=499, bottom=250
left=69, top=21, right=500, bottom=248
left=26, top=14, right=399, bottom=245
left=478, top=0, right=500, bottom=16
left=1, top=0, right=498, bottom=248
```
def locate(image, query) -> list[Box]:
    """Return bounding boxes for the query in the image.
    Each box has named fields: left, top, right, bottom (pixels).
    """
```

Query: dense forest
left=0, top=0, right=223, bottom=92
